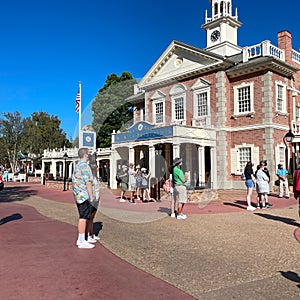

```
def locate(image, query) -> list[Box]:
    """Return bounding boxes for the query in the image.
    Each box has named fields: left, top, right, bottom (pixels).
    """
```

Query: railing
left=43, top=148, right=79, bottom=159
left=43, top=147, right=112, bottom=159
left=243, top=40, right=285, bottom=62
left=292, top=49, right=300, bottom=65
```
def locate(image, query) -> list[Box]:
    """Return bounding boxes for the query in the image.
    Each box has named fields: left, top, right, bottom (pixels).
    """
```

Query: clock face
left=211, top=30, right=220, bottom=42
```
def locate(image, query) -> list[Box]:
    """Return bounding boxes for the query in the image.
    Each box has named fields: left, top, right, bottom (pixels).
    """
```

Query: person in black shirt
left=244, top=161, right=257, bottom=211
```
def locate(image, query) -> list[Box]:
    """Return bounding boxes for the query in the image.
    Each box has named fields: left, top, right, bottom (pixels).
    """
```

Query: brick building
left=110, top=0, right=300, bottom=190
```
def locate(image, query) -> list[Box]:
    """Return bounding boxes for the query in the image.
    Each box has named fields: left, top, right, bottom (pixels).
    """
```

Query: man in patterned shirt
left=72, top=148, right=95, bottom=249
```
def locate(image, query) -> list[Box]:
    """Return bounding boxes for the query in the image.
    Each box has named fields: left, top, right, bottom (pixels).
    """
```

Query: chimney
left=278, top=30, right=292, bottom=64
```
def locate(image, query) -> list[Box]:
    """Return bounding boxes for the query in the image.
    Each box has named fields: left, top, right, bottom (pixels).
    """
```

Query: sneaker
left=129, top=200, right=136, bottom=204
left=92, top=235, right=100, bottom=240
left=246, top=206, right=256, bottom=211
left=285, top=196, right=290, bottom=199
left=170, top=213, right=176, bottom=218
left=87, top=236, right=97, bottom=243
left=262, top=206, right=267, bottom=209
left=77, top=240, right=95, bottom=249
left=256, top=205, right=261, bottom=209
left=120, top=198, right=126, bottom=203
left=266, top=203, right=273, bottom=207
left=177, top=214, right=187, bottom=220
left=137, top=196, right=141, bottom=200
left=278, top=195, right=283, bottom=198
left=181, top=213, right=187, bottom=219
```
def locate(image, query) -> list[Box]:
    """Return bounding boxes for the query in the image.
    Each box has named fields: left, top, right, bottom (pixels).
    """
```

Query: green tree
left=92, top=72, right=136, bottom=147
left=0, top=111, right=71, bottom=172
left=22, top=112, right=71, bottom=156
left=0, top=112, right=24, bottom=172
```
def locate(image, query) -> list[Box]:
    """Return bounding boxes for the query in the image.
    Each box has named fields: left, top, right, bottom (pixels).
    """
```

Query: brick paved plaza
left=0, top=182, right=299, bottom=299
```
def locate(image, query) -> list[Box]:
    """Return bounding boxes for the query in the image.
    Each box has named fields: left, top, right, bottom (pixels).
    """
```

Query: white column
left=41, top=161, right=45, bottom=176
left=110, top=148, right=118, bottom=189
left=50, top=160, right=56, bottom=178
left=198, top=146, right=205, bottom=185
left=59, top=163, right=63, bottom=178
left=210, top=147, right=217, bottom=189
left=173, top=143, right=180, bottom=159
left=149, top=145, right=155, bottom=175
left=129, top=146, right=134, bottom=164
left=68, top=163, right=73, bottom=179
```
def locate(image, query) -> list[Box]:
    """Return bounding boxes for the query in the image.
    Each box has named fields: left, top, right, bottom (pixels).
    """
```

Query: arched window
left=170, top=84, right=186, bottom=123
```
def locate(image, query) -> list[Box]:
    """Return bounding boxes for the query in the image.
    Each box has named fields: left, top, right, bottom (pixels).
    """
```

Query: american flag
left=75, top=91, right=80, bottom=113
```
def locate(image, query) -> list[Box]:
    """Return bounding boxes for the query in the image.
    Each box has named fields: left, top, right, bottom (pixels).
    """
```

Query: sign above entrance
left=115, top=122, right=173, bottom=143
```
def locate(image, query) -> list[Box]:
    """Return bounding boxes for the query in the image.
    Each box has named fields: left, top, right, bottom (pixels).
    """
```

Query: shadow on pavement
left=279, top=271, right=300, bottom=288
left=254, top=213, right=300, bottom=227
left=0, top=186, right=38, bottom=203
left=223, top=201, right=246, bottom=209
left=158, top=207, right=171, bottom=214
left=93, top=221, right=103, bottom=236
left=0, top=213, right=23, bottom=225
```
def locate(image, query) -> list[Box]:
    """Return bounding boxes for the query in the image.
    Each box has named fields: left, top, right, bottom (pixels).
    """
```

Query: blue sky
left=0, top=0, right=299, bottom=140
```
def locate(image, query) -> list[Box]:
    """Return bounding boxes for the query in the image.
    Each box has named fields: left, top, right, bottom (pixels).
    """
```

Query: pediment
left=191, top=78, right=211, bottom=90
left=139, top=40, right=226, bottom=89
left=151, top=90, right=166, bottom=100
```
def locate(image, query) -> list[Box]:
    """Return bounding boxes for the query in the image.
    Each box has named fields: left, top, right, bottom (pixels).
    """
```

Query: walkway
left=0, top=182, right=299, bottom=299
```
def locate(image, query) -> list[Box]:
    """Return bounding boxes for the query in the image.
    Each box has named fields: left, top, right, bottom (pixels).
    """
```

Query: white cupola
left=202, top=0, right=242, bottom=56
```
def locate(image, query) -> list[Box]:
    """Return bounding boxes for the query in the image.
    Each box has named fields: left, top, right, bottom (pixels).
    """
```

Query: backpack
left=116, top=175, right=121, bottom=184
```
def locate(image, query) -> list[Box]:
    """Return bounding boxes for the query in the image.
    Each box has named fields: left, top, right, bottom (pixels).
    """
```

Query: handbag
left=241, top=173, right=246, bottom=181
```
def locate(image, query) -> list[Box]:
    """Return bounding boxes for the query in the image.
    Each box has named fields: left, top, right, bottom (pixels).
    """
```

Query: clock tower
left=202, top=0, right=242, bottom=56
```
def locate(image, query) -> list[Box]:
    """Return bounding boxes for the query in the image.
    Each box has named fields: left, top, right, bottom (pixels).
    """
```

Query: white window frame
left=170, top=84, right=186, bottom=123
left=275, top=81, right=287, bottom=113
left=231, top=143, right=259, bottom=174
left=296, top=106, right=300, bottom=121
left=153, top=100, right=164, bottom=124
left=194, top=88, right=210, bottom=118
left=233, top=82, right=254, bottom=116
left=151, top=91, right=165, bottom=125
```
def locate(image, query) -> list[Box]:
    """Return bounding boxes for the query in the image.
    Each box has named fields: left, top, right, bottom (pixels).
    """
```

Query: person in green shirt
left=173, top=157, right=188, bottom=220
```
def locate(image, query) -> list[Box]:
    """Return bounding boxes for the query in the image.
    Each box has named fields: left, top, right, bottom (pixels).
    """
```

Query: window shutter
left=231, top=148, right=238, bottom=174
left=253, top=146, right=259, bottom=167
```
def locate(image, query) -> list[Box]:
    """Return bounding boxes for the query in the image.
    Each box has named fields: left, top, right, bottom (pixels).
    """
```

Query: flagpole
left=78, top=81, right=82, bottom=148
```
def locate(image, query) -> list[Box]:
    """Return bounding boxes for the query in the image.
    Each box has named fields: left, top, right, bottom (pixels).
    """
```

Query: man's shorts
left=174, top=185, right=187, bottom=204
left=91, top=200, right=100, bottom=214
left=128, top=183, right=136, bottom=192
left=76, top=200, right=92, bottom=220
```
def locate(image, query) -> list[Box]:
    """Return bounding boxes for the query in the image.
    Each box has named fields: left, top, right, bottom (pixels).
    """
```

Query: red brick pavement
left=0, top=182, right=299, bottom=299
left=0, top=184, right=196, bottom=300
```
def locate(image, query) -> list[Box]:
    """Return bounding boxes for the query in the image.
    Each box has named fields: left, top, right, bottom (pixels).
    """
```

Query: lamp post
left=63, top=152, right=68, bottom=191
left=284, top=129, right=295, bottom=172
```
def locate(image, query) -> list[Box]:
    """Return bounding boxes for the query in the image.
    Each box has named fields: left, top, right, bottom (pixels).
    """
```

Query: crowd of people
left=69, top=147, right=300, bottom=248
left=115, top=157, right=189, bottom=220
left=117, top=163, right=153, bottom=204
left=243, top=160, right=290, bottom=211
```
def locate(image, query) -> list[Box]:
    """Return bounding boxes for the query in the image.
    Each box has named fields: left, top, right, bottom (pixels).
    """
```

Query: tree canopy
left=91, top=72, right=136, bottom=148
left=0, top=111, right=71, bottom=172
